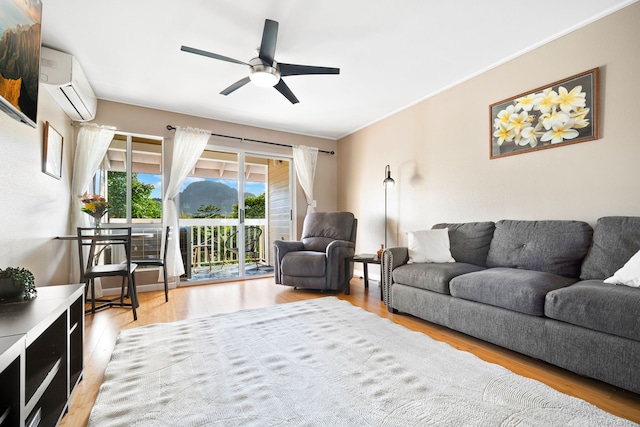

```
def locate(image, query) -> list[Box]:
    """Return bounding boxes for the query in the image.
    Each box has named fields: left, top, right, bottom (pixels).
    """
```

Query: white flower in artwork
left=554, top=85, right=587, bottom=114
left=571, top=107, right=590, bottom=129
left=541, top=119, right=579, bottom=144
left=515, top=93, right=543, bottom=112
left=540, top=107, right=570, bottom=130
left=493, top=122, right=515, bottom=146
left=519, top=125, right=542, bottom=147
left=494, top=104, right=516, bottom=129
left=509, top=111, right=530, bottom=134
left=533, top=88, right=559, bottom=114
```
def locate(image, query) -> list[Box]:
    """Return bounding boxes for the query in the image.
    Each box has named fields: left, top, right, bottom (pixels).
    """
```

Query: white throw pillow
left=604, top=249, right=640, bottom=287
left=407, top=229, right=455, bottom=264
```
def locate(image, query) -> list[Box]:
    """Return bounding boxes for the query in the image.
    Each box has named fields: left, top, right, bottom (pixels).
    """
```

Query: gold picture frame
left=489, top=68, right=599, bottom=159
left=43, top=121, right=63, bottom=179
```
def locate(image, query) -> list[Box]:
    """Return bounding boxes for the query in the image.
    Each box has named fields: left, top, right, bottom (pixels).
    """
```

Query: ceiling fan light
left=250, top=70, right=279, bottom=87
left=249, top=58, right=281, bottom=87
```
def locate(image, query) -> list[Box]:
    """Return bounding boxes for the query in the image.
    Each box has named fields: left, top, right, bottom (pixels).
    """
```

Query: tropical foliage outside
left=108, top=172, right=265, bottom=220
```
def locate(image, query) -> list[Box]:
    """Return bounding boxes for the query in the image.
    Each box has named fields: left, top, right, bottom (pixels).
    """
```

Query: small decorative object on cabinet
left=0, top=267, right=37, bottom=301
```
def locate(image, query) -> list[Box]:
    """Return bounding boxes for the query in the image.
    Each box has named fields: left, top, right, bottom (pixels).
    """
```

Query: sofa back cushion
left=486, top=220, right=593, bottom=278
left=580, top=216, right=640, bottom=280
left=301, top=211, right=357, bottom=252
left=432, top=222, right=495, bottom=267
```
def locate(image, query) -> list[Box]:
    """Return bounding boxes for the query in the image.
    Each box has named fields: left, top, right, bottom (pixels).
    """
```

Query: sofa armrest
left=382, top=247, right=409, bottom=309
left=273, top=240, right=305, bottom=284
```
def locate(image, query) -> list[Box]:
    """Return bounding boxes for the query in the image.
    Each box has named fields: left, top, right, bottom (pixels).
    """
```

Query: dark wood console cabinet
left=0, top=284, right=84, bottom=427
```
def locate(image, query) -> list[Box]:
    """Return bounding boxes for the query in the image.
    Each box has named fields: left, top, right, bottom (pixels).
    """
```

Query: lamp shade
left=383, top=165, right=395, bottom=188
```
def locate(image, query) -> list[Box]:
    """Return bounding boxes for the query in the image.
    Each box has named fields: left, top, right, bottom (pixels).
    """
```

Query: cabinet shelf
left=0, top=406, right=10, bottom=426
left=25, top=357, right=61, bottom=416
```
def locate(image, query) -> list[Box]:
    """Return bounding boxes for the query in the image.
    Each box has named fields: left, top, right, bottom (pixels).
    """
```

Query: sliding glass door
left=179, top=148, right=292, bottom=283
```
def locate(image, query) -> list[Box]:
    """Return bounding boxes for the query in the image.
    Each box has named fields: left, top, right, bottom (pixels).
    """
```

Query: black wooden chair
left=131, top=226, right=172, bottom=302
left=77, top=227, right=139, bottom=320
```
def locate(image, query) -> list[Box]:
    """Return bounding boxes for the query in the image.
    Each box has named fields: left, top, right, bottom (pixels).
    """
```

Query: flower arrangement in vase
left=80, top=194, right=110, bottom=228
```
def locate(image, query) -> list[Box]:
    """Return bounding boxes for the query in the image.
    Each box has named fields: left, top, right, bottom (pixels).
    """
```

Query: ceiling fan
left=180, top=19, right=340, bottom=104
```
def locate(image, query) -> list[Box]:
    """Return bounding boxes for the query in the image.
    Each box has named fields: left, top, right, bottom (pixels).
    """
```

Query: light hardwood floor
left=60, top=277, right=640, bottom=426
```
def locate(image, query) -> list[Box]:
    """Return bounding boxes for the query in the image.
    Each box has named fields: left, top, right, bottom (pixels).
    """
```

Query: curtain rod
left=166, top=125, right=335, bottom=155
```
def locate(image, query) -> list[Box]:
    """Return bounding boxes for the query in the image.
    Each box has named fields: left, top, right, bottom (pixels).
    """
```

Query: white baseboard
left=352, top=267, right=381, bottom=282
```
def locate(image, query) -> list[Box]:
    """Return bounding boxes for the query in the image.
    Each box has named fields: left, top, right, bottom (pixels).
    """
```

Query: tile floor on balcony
left=188, top=263, right=274, bottom=281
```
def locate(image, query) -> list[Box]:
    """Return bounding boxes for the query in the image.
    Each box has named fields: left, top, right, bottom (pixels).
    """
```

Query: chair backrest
left=301, top=212, right=357, bottom=252
left=77, top=227, right=133, bottom=280
left=162, top=226, right=173, bottom=263
left=225, top=226, right=263, bottom=254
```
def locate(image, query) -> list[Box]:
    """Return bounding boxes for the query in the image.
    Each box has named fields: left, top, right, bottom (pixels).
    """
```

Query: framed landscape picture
left=489, top=68, right=599, bottom=159
left=0, top=0, right=42, bottom=127
left=43, top=122, right=63, bottom=179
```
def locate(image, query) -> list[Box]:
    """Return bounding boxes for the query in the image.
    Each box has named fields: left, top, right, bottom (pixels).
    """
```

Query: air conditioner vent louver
left=40, top=47, right=97, bottom=121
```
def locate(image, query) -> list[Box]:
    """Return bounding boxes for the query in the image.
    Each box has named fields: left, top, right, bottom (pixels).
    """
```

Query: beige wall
left=0, top=89, right=75, bottom=286
left=338, top=3, right=640, bottom=255
left=93, top=101, right=337, bottom=238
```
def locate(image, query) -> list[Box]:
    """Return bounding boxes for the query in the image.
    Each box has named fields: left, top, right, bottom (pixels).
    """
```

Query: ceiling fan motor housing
left=249, top=57, right=280, bottom=87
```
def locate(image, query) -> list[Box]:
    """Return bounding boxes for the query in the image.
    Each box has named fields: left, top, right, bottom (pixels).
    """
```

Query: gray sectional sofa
left=382, top=216, right=640, bottom=394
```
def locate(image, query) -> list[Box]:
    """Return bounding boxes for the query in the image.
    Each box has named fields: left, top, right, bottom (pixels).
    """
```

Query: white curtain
left=162, top=126, right=211, bottom=278
left=292, top=145, right=319, bottom=215
left=69, top=123, right=117, bottom=295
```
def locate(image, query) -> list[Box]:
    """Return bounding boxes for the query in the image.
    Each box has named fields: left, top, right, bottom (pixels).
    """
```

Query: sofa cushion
left=580, top=216, right=640, bottom=280
left=432, top=222, right=495, bottom=267
left=392, top=262, right=485, bottom=295
left=281, top=251, right=326, bottom=277
left=545, top=280, right=640, bottom=342
left=486, top=220, right=592, bottom=278
left=450, top=267, right=577, bottom=316
left=604, top=249, right=640, bottom=287
left=407, top=229, right=455, bottom=263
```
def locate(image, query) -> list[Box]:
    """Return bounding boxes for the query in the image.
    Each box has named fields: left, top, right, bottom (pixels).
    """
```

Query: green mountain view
left=179, top=180, right=254, bottom=216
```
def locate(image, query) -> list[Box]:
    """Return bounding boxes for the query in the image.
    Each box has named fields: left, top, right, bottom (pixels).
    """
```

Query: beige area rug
left=89, top=297, right=636, bottom=426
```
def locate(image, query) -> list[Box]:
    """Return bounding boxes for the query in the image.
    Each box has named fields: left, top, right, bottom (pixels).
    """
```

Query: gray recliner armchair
left=274, top=211, right=357, bottom=292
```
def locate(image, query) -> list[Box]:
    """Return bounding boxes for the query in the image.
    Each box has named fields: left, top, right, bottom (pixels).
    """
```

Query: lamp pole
left=383, top=165, right=395, bottom=248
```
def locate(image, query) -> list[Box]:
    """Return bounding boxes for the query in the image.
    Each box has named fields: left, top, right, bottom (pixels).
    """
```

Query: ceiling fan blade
left=181, top=45, right=248, bottom=66
left=279, top=63, right=340, bottom=77
left=220, top=76, right=251, bottom=95
left=274, top=79, right=299, bottom=104
left=258, top=19, right=278, bottom=65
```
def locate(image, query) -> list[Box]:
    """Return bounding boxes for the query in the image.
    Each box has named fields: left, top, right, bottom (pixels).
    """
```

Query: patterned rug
left=89, top=297, right=636, bottom=426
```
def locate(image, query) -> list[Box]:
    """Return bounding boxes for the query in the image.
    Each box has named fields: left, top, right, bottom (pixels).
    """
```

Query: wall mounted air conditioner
left=40, top=47, right=97, bottom=121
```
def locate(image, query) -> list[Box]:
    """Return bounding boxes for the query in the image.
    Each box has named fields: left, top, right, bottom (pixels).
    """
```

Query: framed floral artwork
left=43, top=121, right=63, bottom=179
left=489, top=68, right=599, bottom=159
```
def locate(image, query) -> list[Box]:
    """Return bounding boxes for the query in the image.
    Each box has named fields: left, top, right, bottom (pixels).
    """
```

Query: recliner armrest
left=325, top=240, right=356, bottom=290
left=274, top=240, right=305, bottom=253
left=325, top=239, right=355, bottom=255
left=273, top=240, right=305, bottom=284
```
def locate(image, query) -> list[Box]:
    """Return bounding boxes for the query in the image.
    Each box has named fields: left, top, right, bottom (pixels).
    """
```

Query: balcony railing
left=179, top=219, right=267, bottom=274
left=124, top=219, right=267, bottom=278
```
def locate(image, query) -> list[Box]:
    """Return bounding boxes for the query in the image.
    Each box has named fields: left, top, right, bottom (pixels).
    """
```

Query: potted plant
left=0, top=267, right=37, bottom=301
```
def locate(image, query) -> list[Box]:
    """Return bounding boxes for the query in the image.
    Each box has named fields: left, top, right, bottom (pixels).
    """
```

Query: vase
left=94, top=216, right=102, bottom=228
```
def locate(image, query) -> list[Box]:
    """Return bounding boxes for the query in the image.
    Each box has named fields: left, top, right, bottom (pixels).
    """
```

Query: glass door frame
left=180, top=144, right=295, bottom=284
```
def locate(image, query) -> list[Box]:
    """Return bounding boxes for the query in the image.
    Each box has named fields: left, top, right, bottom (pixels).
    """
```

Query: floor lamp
left=383, top=165, right=395, bottom=248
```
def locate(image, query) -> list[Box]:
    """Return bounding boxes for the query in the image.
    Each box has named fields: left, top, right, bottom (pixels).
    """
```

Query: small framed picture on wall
left=43, top=121, right=63, bottom=179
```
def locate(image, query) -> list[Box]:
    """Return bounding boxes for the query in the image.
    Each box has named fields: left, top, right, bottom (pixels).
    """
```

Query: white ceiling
left=40, top=0, right=637, bottom=140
